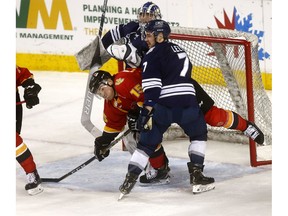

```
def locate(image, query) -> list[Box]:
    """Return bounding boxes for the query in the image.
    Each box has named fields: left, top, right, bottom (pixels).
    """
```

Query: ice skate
left=118, top=172, right=138, bottom=200
left=139, top=162, right=170, bottom=185
left=187, top=162, right=215, bottom=194
left=25, top=169, right=43, bottom=195
left=243, top=121, right=264, bottom=145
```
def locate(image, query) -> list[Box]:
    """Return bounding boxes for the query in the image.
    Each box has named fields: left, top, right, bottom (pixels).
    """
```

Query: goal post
left=165, top=27, right=272, bottom=167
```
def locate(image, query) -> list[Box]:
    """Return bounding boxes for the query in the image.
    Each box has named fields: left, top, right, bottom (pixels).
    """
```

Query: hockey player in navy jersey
left=118, top=20, right=215, bottom=199
left=100, top=1, right=264, bottom=185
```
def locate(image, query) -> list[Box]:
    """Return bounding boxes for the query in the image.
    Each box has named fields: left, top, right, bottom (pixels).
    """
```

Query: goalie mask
left=145, top=19, right=171, bottom=41
left=138, top=2, right=162, bottom=20
left=138, top=2, right=162, bottom=40
left=89, top=70, right=113, bottom=97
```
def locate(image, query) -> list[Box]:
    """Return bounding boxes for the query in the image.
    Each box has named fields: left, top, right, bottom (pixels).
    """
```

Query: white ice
left=13, top=71, right=274, bottom=216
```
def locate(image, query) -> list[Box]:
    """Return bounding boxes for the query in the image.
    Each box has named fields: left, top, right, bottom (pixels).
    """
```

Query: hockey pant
left=128, top=104, right=207, bottom=175
left=16, top=91, right=23, bottom=134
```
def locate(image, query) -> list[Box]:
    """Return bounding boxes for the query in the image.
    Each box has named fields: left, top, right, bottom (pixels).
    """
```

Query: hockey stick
left=90, top=0, right=108, bottom=67
left=41, top=129, right=131, bottom=183
left=80, top=0, right=108, bottom=138
left=16, top=101, right=26, bottom=105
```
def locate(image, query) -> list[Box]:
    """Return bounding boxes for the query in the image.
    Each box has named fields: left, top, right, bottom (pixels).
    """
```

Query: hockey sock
left=204, top=106, right=248, bottom=131
left=148, top=145, right=168, bottom=169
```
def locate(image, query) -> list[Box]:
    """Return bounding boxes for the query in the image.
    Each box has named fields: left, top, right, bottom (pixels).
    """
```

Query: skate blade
left=118, top=193, right=125, bottom=201
left=27, top=184, right=44, bottom=196
left=192, top=183, right=215, bottom=194
left=139, top=176, right=171, bottom=186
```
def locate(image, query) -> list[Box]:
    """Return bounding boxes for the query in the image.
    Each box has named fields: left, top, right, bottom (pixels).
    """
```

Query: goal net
left=163, top=27, right=272, bottom=167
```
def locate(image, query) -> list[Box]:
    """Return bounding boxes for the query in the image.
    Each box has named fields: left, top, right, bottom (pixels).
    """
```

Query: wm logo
left=16, top=0, right=72, bottom=30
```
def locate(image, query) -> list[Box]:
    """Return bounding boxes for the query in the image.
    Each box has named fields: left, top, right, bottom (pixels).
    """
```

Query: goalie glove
left=107, top=43, right=142, bottom=68
left=22, top=78, right=42, bottom=109
left=137, top=107, right=154, bottom=132
left=94, top=132, right=118, bottom=162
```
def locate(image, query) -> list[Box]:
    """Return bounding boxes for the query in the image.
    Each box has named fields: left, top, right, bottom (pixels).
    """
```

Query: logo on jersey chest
left=115, top=78, right=124, bottom=86
left=113, top=97, right=123, bottom=109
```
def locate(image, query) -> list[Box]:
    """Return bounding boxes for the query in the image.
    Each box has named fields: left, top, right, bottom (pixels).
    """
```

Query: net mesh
left=162, top=27, right=271, bottom=162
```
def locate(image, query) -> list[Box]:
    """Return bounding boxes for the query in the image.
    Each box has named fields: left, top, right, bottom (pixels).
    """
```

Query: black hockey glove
left=137, top=107, right=154, bottom=132
left=22, top=79, right=42, bottom=109
left=94, top=132, right=118, bottom=162
left=94, top=138, right=110, bottom=162
left=127, top=106, right=141, bottom=131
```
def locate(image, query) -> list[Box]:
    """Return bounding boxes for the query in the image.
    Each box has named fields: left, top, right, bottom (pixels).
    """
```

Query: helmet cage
left=138, top=2, right=162, bottom=20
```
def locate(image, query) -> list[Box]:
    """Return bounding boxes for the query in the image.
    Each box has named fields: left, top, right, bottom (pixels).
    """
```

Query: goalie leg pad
left=122, top=132, right=138, bottom=154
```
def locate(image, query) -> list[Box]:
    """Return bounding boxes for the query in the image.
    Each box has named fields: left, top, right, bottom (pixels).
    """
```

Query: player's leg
left=139, top=144, right=170, bottom=184
left=16, top=92, right=23, bottom=134
left=192, top=78, right=264, bottom=144
left=119, top=106, right=171, bottom=195
left=179, top=107, right=215, bottom=193
left=204, top=106, right=264, bottom=144
left=123, top=130, right=170, bottom=184
left=16, top=132, right=43, bottom=195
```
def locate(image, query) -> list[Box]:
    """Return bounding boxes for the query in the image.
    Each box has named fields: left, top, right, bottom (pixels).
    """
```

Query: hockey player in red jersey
left=16, top=65, right=43, bottom=195
left=89, top=68, right=142, bottom=161
left=88, top=68, right=169, bottom=174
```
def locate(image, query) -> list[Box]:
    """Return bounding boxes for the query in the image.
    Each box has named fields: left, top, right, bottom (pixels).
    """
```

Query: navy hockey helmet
left=138, top=2, right=162, bottom=19
left=145, top=19, right=171, bottom=40
left=89, top=70, right=113, bottom=94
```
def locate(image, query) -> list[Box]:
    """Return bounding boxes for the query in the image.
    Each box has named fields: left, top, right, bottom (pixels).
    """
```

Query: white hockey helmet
left=138, top=2, right=162, bottom=20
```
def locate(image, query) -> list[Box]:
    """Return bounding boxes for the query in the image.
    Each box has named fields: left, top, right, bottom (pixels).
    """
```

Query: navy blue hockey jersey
left=141, top=42, right=198, bottom=108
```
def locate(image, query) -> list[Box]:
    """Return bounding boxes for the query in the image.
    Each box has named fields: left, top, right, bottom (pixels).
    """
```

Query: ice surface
left=14, top=72, right=274, bottom=216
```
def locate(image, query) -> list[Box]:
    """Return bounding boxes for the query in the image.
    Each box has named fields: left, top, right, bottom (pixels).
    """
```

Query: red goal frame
left=170, top=33, right=271, bottom=167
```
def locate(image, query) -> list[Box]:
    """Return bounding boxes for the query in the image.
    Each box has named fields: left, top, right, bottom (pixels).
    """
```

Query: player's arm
left=16, top=66, right=33, bottom=87
left=101, top=21, right=139, bottom=49
left=94, top=131, right=119, bottom=162
left=16, top=66, right=42, bottom=109
left=94, top=102, right=127, bottom=161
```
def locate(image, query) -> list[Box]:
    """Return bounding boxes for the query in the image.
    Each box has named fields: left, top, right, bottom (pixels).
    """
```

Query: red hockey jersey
left=103, top=68, right=144, bottom=133
left=16, top=65, right=34, bottom=88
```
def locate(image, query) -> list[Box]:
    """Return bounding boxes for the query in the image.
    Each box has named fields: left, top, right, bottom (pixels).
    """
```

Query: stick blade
left=41, top=178, right=60, bottom=183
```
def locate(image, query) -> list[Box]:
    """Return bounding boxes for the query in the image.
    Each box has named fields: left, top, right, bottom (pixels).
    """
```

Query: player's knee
left=204, top=106, right=227, bottom=127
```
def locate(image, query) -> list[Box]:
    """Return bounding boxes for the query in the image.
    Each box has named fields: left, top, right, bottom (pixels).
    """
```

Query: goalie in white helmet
left=102, top=2, right=162, bottom=69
